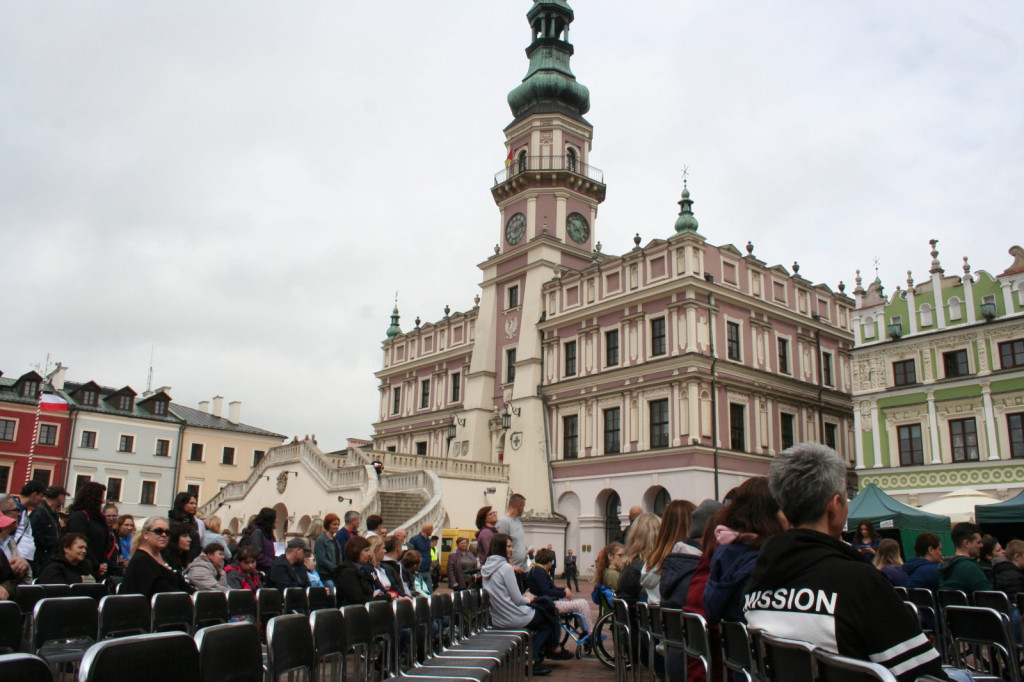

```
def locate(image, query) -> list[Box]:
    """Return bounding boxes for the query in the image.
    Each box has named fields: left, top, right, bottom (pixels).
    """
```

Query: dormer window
left=118, top=394, right=133, bottom=411
left=152, top=400, right=167, bottom=416
left=81, top=389, right=97, bottom=406
left=21, top=380, right=39, bottom=398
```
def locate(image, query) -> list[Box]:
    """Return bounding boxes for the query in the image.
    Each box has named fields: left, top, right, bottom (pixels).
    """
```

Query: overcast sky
left=3, top=1, right=1022, bottom=451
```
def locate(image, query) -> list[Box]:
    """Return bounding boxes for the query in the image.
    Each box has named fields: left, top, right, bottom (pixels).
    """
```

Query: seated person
left=185, top=543, right=230, bottom=592
left=225, top=546, right=263, bottom=590
left=527, top=548, right=594, bottom=640
left=939, top=522, right=990, bottom=594
left=36, top=532, right=96, bottom=584
left=268, top=538, right=312, bottom=590
left=902, top=532, right=942, bottom=591
left=334, top=536, right=391, bottom=606
left=994, top=540, right=1024, bottom=594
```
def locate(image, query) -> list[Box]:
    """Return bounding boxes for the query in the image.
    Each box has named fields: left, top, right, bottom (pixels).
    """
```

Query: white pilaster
left=927, top=391, right=942, bottom=465
left=982, top=383, right=1000, bottom=460
left=871, top=404, right=883, bottom=468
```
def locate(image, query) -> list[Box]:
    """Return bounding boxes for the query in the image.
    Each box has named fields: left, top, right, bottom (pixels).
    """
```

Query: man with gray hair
left=334, top=510, right=361, bottom=555
left=744, top=443, right=954, bottom=682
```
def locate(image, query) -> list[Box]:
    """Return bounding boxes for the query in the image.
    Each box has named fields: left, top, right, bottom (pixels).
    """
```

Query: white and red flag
left=39, top=393, right=68, bottom=412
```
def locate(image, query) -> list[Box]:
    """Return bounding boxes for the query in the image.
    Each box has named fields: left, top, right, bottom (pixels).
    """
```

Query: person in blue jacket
left=902, top=532, right=942, bottom=591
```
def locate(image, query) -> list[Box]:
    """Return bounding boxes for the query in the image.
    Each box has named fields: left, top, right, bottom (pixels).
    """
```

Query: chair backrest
left=659, top=606, right=685, bottom=648
left=257, top=588, right=283, bottom=630
left=611, top=598, right=634, bottom=682
left=937, top=589, right=969, bottom=608
left=973, top=590, right=1012, bottom=616
left=14, top=585, right=46, bottom=616
left=226, top=589, right=256, bottom=621
left=193, top=591, right=229, bottom=630
left=69, top=582, right=109, bottom=602
left=98, top=594, right=150, bottom=640
left=368, top=600, right=396, bottom=675
left=392, top=599, right=419, bottom=669
left=307, top=586, right=334, bottom=611
left=266, top=613, right=315, bottom=680
left=32, top=596, right=97, bottom=652
left=759, top=632, right=816, bottom=682
left=908, top=588, right=936, bottom=610
left=342, top=605, right=371, bottom=682
left=0, top=601, right=22, bottom=653
left=943, top=605, right=1019, bottom=681
left=681, top=612, right=712, bottom=679
left=892, top=586, right=908, bottom=600
left=79, top=631, right=200, bottom=682
left=284, top=586, right=309, bottom=615
left=151, top=591, right=193, bottom=633
left=0, top=653, right=55, bottom=682
left=194, top=621, right=263, bottom=682
left=36, top=584, right=71, bottom=599
left=720, top=620, right=755, bottom=681
left=814, top=648, right=898, bottom=682
left=309, top=608, right=346, bottom=661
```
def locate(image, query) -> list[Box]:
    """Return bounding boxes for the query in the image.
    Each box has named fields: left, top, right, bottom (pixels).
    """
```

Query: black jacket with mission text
left=744, top=529, right=946, bottom=682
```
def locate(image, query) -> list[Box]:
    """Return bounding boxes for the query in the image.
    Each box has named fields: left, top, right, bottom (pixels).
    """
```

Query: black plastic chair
left=98, top=594, right=150, bottom=639
left=151, top=591, right=193, bottom=633
left=390, top=598, right=494, bottom=681
left=343, top=605, right=373, bottom=682
left=973, top=590, right=1013, bottom=618
left=266, top=613, right=316, bottom=680
left=614, top=598, right=638, bottom=682
left=284, top=586, right=309, bottom=615
left=257, top=588, right=283, bottom=636
left=0, top=653, right=53, bottom=682
left=892, top=586, right=908, bottom=600
left=682, top=612, right=712, bottom=680
left=0, top=600, right=21, bottom=653
left=428, top=592, right=519, bottom=669
left=944, top=605, right=1019, bottom=681
left=226, top=589, right=256, bottom=622
left=635, top=601, right=656, bottom=678
left=310, top=608, right=346, bottom=682
left=759, top=632, right=816, bottom=682
left=720, top=620, right=755, bottom=682
left=79, top=631, right=200, bottom=682
left=31, top=596, right=97, bottom=674
left=938, top=589, right=969, bottom=608
left=36, top=584, right=71, bottom=599
left=307, top=586, right=334, bottom=611
left=195, top=621, right=263, bottom=682
left=69, top=581, right=109, bottom=602
left=814, top=647, right=898, bottom=682
left=193, top=591, right=229, bottom=630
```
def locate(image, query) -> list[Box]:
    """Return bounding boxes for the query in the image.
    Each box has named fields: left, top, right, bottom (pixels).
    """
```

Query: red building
left=0, top=370, right=72, bottom=493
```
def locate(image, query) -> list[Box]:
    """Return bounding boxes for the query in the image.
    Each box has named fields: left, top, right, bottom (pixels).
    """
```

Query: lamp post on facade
left=447, top=413, right=466, bottom=444
left=501, top=403, right=521, bottom=431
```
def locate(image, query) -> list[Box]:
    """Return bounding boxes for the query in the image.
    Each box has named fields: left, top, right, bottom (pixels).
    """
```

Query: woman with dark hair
left=475, top=505, right=498, bottom=561
left=642, top=499, right=701, bottom=606
left=243, top=507, right=277, bottom=572
left=703, top=477, right=787, bottom=626
left=113, top=515, right=135, bottom=568
left=851, top=519, right=880, bottom=557
left=481, top=533, right=556, bottom=676
left=65, top=481, right=112, bottom=579
left=161, top=522, right=194, bottom=573
left=978, top=534, right=1004, bottom=587
left=36, top=532, right=94, bottom=584
left=334, top=536, right=390, bottom=606
left=169, top=492, right=204, bottom=563
left=120, top=516, right=194, bottom=599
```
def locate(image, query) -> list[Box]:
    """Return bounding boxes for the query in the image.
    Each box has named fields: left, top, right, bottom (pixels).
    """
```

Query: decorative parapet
left=356, top=447, right=510, bottom=482
left=860, top=462, right=1024, bottom=492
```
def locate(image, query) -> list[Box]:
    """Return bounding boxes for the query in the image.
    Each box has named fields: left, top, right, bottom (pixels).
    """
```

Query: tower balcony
left=492, top=154, right=606, bottom=203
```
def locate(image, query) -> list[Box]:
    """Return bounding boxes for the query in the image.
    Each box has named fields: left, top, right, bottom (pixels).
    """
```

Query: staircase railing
left=379, top=469, right=445, bottom=534
left=355, top=448, right=509, bottom=482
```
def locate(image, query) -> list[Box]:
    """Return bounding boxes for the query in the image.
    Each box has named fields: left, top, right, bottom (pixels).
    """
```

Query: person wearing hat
left=0, top=513, right=20, bottom=599
left=268, top=537, right=312, bottom=590
left=29, top=485, right=67, bottom=571
left=687, top=499, right=725, bottom=550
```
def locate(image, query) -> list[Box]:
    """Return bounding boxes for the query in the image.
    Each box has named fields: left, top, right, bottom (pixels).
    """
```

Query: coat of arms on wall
left=276, top=471, right=289, bottom=494
left=510, top=432, right=523, bottom=450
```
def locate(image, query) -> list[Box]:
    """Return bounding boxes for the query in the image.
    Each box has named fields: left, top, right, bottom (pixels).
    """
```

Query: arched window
left=948, top=296, right=962, bottom=321
left=517, top=150, right=528, bottom=173
left=566, top=147, right=578, bottom=173
left=919, top=303, right=933, bottom=327
left=604, top=491, right=622, bottom=545
left=653, top=488, right=670, bottom=516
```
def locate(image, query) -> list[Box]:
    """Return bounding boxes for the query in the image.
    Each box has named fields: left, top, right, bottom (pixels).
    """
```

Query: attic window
left=21, top=380, right=39, bottom=399
left=81, top=389, right=97, bottom=406
left=117, top=394, right=133, bottom=411
left=152, top=400, right=167, bottom=416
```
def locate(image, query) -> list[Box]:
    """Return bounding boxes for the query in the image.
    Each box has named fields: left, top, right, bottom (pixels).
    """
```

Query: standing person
left=851, top=520, right=881, bottom=557
left=939, top=522, right=990, bottom=594
left=430, top=536, right=441, bottom=587
left=564, top=549, right=579, bottom=592
left=225, top=546, right=262, bottom=591
left=620, top=505, right=643, bottom=543
left=496, top=493, right=529, bottom=574
left=268, top=538, right=311, bottom=590
left=315, top=514, right=342, bottom=590
left=475, top=505, right=499, bottom=560
left=185, top=543, right=230, bottom=592
left=168, top=492, right=204, bottom=563
left=372, top=457, right=384, bottom=480
left=744, top=443, right=950, bottom=682
left=408, top=523, right=434, bottom=593
left=35, top=532, right=95, bottom=584
left=364, top=515, right=385, bottom=537
left=16, top=482, right=42, bottom=570
left=120, top=516, right=193, bottom=599
left=243, top=507, right=277, bottom=573
left=874, top=539, right=909, bottom=587
left=447, top=537, right=478, bottom=591
left=101, top=503, right=123, bottom=575
left=113, top=515, right=136, bottom=570
left=29, top=485, right=66, bottom=571
left=334, top=511, right=361, bottom=556
left=65, top=481, right=111, bottom=580
left=20, top=481, right=44, bottom=514
left=202, top=516, right=231, bottom=561
left=903, top=532, right=943, bottom=591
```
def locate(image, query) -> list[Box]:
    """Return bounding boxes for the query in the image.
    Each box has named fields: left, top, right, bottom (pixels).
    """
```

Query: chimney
left=199, top=400, right=210, bottom=414
left=212, top=396, right=224, bottom=418
left=228, top=401, right=241, bottom=424
left=48, top=363, right=68, bottom=391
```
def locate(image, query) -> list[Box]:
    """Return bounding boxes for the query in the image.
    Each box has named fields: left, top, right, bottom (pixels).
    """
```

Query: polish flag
left=40, top=394, right=68, bottom=412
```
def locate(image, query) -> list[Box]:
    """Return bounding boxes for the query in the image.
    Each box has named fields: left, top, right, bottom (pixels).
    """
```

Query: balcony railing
left=494, top=154, right=604, bottom=186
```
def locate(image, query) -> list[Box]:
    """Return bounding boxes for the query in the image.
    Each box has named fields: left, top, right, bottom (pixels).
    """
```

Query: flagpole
left=26, top=391, right=43, bottom=484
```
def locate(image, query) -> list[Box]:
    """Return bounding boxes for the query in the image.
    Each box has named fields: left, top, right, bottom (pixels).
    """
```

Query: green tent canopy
left=975, top=490, right=1024, bottom=544
left=847, top=483, right=954, bottom=556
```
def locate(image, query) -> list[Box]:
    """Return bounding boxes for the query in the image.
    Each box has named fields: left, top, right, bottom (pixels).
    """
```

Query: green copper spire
left=507, top=1, right=590, bottom=122
left=385, top=305, right=402, bottom=339
left=674, top=183, right=699, bottom=233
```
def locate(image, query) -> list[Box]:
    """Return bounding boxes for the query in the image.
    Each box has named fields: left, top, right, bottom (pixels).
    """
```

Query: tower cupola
left=385, top=305, right=402, bottom=339
left=674, top=183, right=699, bottom=234
left=507, top=0, right=590, bottom=122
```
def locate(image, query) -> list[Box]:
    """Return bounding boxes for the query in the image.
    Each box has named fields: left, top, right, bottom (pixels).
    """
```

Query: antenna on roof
left=31, top=353, right=53, bottom=376
left=145, top=345, right=155, bottom=393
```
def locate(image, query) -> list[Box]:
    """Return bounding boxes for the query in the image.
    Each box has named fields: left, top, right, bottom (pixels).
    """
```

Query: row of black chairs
left=0, top=589, right=528, bottom=682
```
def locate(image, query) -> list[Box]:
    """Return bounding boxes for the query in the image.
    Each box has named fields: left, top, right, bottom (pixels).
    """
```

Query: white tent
left=919, top=488, right=999, bottom=523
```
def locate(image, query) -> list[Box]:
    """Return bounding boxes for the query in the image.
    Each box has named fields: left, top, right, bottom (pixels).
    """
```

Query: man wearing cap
left=29, top=485, right=67, bottom=571
left=268, top=537, right=312, bottom=590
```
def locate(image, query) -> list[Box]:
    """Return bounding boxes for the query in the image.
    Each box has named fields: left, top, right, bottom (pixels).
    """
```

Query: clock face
left=505, top=212, right=527, bottom=245
left=566, top=212, right=590, bottom=244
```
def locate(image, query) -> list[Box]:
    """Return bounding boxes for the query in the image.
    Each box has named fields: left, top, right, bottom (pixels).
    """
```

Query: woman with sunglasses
left=121, top=516, right=194, bottom=599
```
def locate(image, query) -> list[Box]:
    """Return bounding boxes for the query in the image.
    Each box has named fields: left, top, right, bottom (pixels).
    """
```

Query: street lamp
left=502, top=403, right=521, bottom=431
left=447, top=413, right=466, bottom=443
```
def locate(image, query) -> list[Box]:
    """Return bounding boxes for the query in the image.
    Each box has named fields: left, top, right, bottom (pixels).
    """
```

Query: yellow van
left=439, top=528, right=478, bottom=580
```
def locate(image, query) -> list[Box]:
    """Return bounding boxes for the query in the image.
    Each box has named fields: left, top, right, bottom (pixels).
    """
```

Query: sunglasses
left=148, top=527, right=170, bottom=536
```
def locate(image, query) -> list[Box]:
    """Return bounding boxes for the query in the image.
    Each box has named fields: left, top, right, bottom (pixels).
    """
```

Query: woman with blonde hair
left=873, top=538, right=908, bottom=587
left=615, top=512, right=661, bottom=603
left=202, top=515, right=231, bottom=561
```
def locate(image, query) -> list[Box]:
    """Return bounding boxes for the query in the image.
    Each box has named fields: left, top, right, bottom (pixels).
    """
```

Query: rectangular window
left=106, top=477, right=123, bottom=503
left=392, top=387, right=401, bottom=414
left=508, top=285, right=519, bottom=309
left=75, top=474, right=91, bottom=492
left=943, top=350, right=970, bottom=378
left=117, top=394, right=133, bottom=411
left=565, top=341, right=577, bottom=377
left=186, top=483, right=200, bottom=500
left=152, top=400, right=167, bottom=416
left=893, top=359, right=917, bottom=387
left=451, top=372, right=461, bottom=403
left=651, top=318, right=667, bottom=356
left=81, top=431, right=97, bottom=448
left=999, top=340, right=1024, bottom=369
left=0, top=419, right=15, bottom=441
left=253, top=450, right=266, bottom=467
left=506, top=348, right=517, bottom=383
left=140, top=481, right=157, bottom=505
left=81, top=389, right=97, bottom=406
left=190, top=443, right=204, bottom=462
left=606, top=330, right=620, bottom=367
left=778, top=338, right=790, bottom=374
left=415, top=441, right=427, bottom=456
left=650, top=399, right=669, bottom=449
left=727, top=322, right=741, bottom=361
left=825, top=423, right=838, bottom=450
left=730, top=403, right=746, bottom=451
left=1009, top=414, right=1024, bottom=459
left=222, top=447, right=235, bottom=465
left=898, top=424, right=924, bottom=465
left=0, top=465, right=9, bottom=493
left=780, top=413, right=795, bottom=450
left=155, top=439, right=170, bottom=457
left=420, top=379, right=430, bottom=409
left=563, top=415, right=579, bottom=459
left=32, top=469, right=50, bottom=486
left=21, top=380, right=39, bottom=398
left=118, top=435, right=134, bottom=453
left=37, top=424, right=57, bottom=446
left=950, top=418, right=979, bottom=462
left=604, top=407, right=621, bottom=455
left=821, top=352, right=834, bottom=387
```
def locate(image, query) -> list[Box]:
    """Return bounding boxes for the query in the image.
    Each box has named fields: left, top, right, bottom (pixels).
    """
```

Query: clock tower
left=464, top=0, right=606, bottom=516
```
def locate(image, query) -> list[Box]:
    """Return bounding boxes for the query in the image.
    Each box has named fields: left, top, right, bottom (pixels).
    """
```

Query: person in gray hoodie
left=481, top=533, right=556, bottom=676
left=184, top=543, right=229, bottom=592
